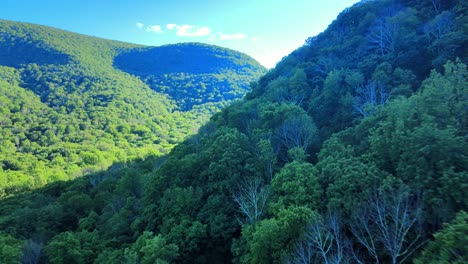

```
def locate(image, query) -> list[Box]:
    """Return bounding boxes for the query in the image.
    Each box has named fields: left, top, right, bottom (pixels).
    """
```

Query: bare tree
left=424, top=11, right=455, bottom=41
left=373, top=187, right=423, bottom=264
left=289, top=213, right=350, bottom=264
left=232, top=177, right=269, bottom=224
left=351, top=186, right=425, bottom=264
left=288, top=239, right=315, bottom=264
left=367, top=17, right=398, bottom=56
left=270, top=83, right=305, bottom=106
left=21, top=239, right=43, bottom=264
left=275, top=115, right=317, bottom=161
left=351, top=206, right=380, bottom=263
left=353, top=81, right=388, bottom=117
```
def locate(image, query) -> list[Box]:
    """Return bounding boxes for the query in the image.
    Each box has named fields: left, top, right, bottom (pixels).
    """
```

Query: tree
left=270, top=161, right=321, bottom=214
left=367, top=17, right=398, bottom=56
left=289, top=213, right=350, bottom=264
left=353, top=81, right=388, bottom=117
left=275, top=114, right=317, bottom=161
left=244, top=206, right=315, bottom=264
left=124, top=231, right=179, bottom=264
left=0, top=233, right=22, bottom=264
left=20, top=239, right=43, bottom=264
left=44, top=232, right=84, bottom=264
left=44, top=231, right=102, bottom=264
left=351, top=183, right=424, bottom=264
left=232, top=177, right=269, bottom=225
left=424, top=11, right=455, bottom=41
left=414, top=210, right=467, bottom=264
left=256, top=138, right=277, bottom=181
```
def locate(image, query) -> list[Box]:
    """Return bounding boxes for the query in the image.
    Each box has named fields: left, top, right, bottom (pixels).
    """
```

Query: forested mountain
left=0, top=20, right=265, bottom=196
left=115, top=43, right=264, bottom=111
left=0, top=0, right=467, bottom=263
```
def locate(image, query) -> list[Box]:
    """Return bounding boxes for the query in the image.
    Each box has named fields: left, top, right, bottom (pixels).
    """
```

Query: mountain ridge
left=0, top=19, right=265, bottom=195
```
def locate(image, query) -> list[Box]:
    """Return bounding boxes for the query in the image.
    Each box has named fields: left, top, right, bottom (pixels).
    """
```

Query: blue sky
left=0, top=0, right=359, bottom=68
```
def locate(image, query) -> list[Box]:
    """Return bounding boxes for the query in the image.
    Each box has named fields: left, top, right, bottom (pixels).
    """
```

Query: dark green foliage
left=415, top=210, right=468, bottom=264
left=114, top=43, right=262, bottom=76
left=0, top=233, right=22, bottom=263
left=0, top=0, right=466, bottom=263
left=115, top=43, right=265, bottom=111
left=124, top=231, right=179, bottom=264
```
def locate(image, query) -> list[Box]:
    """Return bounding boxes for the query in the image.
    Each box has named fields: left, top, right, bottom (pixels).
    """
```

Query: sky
left=0, top=0, right=359, bottom=68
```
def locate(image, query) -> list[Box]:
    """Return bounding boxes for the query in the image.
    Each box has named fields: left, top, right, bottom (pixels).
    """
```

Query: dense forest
left=0, top=20, right=265, bottom=196
left=0, top=0, right=467, bottom=263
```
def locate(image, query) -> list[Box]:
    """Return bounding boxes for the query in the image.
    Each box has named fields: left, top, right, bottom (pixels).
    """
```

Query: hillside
left=114, top=42, right=264, bottom=111
left=0, top=0, right=467, bottom=263
left=0, top=20, right=265, bottom=195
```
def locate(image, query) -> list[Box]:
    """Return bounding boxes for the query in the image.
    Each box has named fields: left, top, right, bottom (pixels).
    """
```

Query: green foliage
left=0, top=0, right=466, bottom=263
left=237, top=206, right=316, bottom=264
left=270, top=161, right=321, bottom=213
left=45, top=231, right=102, bottom=264
left=0, top=20, right=264, bottom=196
left=0, top=233, right=22, bottom=264
left=415, top=211, right=468, bottom=264
left=115, top=43, right=265, bottom=111
left=124, top=231, right=179, bottom=264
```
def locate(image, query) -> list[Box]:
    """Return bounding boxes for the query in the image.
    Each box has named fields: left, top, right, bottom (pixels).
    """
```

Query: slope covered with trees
left=114, top=43, right=264, bottom=111
left=0, top=0, right=466, bottom=263
left=0, top=20, right=265, bottom=196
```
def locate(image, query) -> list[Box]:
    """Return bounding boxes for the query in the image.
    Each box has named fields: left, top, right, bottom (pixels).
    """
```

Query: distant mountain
left=114, top=42, right=265, bottom=111
left=0, top=19, right=265, bottom=195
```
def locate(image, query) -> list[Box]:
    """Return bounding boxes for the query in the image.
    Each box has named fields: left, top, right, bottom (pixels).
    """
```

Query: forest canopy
left=0, top=20, right=265, bottom=196
left=0, top=0, right=466, bottom=263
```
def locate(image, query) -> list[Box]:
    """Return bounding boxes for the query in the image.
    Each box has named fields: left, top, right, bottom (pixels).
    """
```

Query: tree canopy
left=0, top=0, right=466, bottom=263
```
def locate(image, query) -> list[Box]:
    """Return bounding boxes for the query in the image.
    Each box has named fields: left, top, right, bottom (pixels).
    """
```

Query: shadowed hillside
left=114, top=43, right=265, bottom=111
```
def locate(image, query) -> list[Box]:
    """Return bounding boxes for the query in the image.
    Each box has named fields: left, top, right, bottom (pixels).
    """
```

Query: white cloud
left=166, top=24, right=177, bottom=30
left=146, top=25, right=164, bottom=33
left=166, top=24, right=211, bottom=37
left=136, top=22, right=144, bottom=29
left=219, top=33, right=246, bottom=40
left=250, top=36, right=263, bottom=42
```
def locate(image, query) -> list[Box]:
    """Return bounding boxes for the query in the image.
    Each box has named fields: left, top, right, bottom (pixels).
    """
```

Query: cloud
left=146, top=25, right=164, bottom=33
left=250, top=36, right=263, bottom=42
left=136, top=22, right=144, bottom=29
left=166, top=24, right=211, bottom=37
left=219, top=33, right=246, bottom=40
left=166, top=24, right=177, bottom=30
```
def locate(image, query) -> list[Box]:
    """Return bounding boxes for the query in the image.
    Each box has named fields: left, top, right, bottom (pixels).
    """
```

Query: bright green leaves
left=415, top=211, right=468, bottom=264
left=236, top=207, right=316, bottom=264
left=270, top=161, right=321, bottom=214
left=45, top=231, right=102, bottom=264
left=124, top=231, right=179, bottom=264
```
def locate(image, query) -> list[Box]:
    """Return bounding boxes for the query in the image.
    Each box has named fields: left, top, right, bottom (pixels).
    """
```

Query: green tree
left=0, top=233, right=22, bottom=264
left=124, top=231, right=179, bottom=264
left=415, top=210, right=468, bottom=264
left=270, top=161, right=321, bottom=214
left=45, top=232, right=84, bottom=264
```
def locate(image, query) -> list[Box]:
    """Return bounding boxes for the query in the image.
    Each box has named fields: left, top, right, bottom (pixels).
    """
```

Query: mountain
left=0, top=20, right=265, bottom=195
left=0, top=0, right=467, bottom=263
left=115, top=43, right=264, bottom=111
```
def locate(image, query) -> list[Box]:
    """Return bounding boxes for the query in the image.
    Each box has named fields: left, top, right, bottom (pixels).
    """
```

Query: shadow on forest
left=0, top=38, right=70, bottom=68
left=0, top=152, right=168, bottom=242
